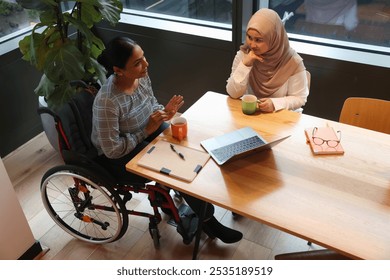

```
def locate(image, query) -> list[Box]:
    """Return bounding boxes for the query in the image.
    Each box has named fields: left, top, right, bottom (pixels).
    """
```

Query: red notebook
left=304, top=126, right=344, bottom=155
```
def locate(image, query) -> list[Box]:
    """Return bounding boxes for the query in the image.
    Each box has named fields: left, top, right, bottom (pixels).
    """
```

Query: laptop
left=200, top=127, right=290, bottom=165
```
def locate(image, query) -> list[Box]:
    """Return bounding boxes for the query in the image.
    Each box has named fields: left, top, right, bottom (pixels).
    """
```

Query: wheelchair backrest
left=55, top=90, right=97, bottom=160
left=37, top=86, right=117, bottom=185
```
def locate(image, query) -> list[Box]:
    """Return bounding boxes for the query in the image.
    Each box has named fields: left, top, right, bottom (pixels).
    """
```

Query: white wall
left=0, top=157, right=36, bottom=259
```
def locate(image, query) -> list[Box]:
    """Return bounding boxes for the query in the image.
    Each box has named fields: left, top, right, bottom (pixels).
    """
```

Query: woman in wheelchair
left=91, top=36, right=243, bottom=244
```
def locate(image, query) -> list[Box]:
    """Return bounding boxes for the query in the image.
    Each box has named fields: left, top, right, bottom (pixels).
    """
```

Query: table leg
left=192, top=201, right=208, bottom=260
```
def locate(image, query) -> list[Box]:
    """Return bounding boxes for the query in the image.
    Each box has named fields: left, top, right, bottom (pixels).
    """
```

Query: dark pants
left=97, top=123, right=169, bottom=184
left=96, top=122, right=214, bottom=220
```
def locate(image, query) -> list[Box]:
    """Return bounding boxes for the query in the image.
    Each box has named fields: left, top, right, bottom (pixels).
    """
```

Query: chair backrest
left=39, top=87, right=116, bottom=184
left=56, top=90, right=98, bottom=159
left=306, top=70, right=311, bottom=92
left=339, top=97, right=390, bottom=134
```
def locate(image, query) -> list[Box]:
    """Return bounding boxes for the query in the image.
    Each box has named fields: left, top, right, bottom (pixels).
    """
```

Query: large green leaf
left=34, top=74, right=55, bottom=97
left=88, top=57, right=107, bottom=85
left=97, top=0, right=123, bottom=24
left=34, top=75, right=80, bottom=110
left=49, top=83, right=77, bottom=109
left=88, top=39, right=104, bottom=60
left=77, top=1, right=102, bottom=28
left=44, top=43, right=85, bottom=83
left=44, top=25, right=63, bottom=45
left=78, top=0, right=122, bottom=25
left=19, top=29, right=50, bottom=71
left=19, top=35, right=32, bottom=60
left=47, top=83, right=77, bottom=110
left=64, top=13, right=105, bottom=55
left=33, top=32, right=52, bottom=70
left=39, top=6, right=58, bottom=25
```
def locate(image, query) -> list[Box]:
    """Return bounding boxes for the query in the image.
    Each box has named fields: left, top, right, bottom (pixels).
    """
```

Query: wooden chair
left=339, top=97, right=390, bottom=134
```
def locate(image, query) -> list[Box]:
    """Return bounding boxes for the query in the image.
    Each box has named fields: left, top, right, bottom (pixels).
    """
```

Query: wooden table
left=126, top=91, right=390, bottom=260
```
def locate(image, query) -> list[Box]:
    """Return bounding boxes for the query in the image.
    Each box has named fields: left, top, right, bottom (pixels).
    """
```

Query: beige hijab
left=241, top=9, right=305, bottom=97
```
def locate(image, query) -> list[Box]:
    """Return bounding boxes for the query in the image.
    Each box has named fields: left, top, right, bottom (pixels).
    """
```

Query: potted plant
left=17, top=0, right=123, bottom=109
left=16, top=0, right=122, bottom=150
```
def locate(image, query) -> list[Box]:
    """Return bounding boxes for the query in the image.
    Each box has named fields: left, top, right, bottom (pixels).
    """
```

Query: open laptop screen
left=201, top=127, right=290, bottom=165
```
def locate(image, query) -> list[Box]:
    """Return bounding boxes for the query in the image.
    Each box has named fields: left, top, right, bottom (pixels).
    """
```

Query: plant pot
left=38, top=96, right=59, bottom=152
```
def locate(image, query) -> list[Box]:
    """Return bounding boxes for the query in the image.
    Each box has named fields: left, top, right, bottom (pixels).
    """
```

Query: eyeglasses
left=312, top=127, right=341, bottom=148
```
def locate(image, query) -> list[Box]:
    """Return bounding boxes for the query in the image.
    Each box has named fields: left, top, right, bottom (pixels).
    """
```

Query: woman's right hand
left=144, top=110, right=168, bottom=135
left=242, top=50, right=264, bottom=67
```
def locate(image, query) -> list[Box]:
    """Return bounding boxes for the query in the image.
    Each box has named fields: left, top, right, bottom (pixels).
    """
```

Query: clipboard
left=137, top=139, right=210, bottom=182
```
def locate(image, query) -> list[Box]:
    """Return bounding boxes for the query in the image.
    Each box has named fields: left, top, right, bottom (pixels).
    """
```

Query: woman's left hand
left=164, top=95, right=184, bottom=119
left=258, top=98, right=275, bottom=113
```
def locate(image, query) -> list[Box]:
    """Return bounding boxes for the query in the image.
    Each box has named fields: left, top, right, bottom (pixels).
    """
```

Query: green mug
left=242, top=95, right=258, bottom=115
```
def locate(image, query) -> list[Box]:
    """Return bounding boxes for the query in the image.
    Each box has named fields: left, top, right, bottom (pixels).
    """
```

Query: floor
left=3, top=132, right=324, bottom=260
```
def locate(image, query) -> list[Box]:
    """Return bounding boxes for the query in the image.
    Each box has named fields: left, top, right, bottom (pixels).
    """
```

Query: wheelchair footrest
left=167, top=204, right=192, bottom=226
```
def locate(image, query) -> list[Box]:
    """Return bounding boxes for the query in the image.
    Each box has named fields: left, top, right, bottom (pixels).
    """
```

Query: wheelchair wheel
left=41, top=165, right=128, bottom=244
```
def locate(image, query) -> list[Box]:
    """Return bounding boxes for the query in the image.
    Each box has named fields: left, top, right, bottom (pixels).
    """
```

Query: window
left=121, top=0, right=233, bottom=24
left=119, top=0, right=233, bottom=41
left=0, top=0, right=39, bottom=40
left=265, top=0, right=390, bottom=49
left=1, top=1, right=388, bottom=66
left=0, top=0, right=74, bottom=52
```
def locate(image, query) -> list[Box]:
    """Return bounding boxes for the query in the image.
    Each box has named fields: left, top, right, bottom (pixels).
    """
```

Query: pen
left=170, top=144, right=185, bottom=160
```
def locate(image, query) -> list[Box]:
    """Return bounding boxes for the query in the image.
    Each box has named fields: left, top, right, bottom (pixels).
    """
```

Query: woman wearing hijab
left=226, top=8, right=309, bottom=113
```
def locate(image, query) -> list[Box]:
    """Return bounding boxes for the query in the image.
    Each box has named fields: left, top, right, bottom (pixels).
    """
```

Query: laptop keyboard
left=211, top=136, right=265, bottom=163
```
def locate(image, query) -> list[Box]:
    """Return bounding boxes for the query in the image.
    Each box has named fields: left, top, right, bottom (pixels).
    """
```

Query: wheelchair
left=38, top=84, right=198, bottom=248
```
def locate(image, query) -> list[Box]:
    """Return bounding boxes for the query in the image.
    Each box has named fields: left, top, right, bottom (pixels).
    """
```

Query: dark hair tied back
left=98, top=37, right=138, bottom=76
